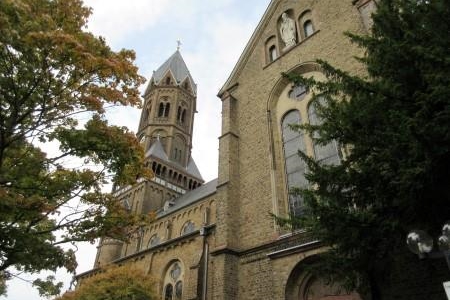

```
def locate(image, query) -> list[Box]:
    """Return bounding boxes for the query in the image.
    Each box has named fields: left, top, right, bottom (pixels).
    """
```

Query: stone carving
left=279, top=13, right=297, bottom=50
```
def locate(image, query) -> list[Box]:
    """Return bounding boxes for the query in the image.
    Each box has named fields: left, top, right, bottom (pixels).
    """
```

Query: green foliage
left=285, top=0, right=450, bottom=297
left=56, top=265, right=158, bottom=300
left=0, top=0, right=152, bottom=296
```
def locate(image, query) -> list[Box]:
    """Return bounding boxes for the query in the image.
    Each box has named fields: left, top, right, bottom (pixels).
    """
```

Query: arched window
left=148, top=234, right=160, bottom=248
left=158, top=103, right=165, bottom=117
left=304, top=20, right=314, bottom=37
left=164, top=261, right=183, bottom=300
left=307, top=98, right=341, bottom=165
left=265, top=35, right=278, bottom=64
left=166, top=77, right=171, bottom=85
left=269, top=45, right=277, bottom=62
left=177, top=106, right=181, bottom=121
left=181, top=109, right=186, bottom=123
left=282, top=110, right=307, bottom=217
left=164, top=103, right=170, bottom=117
left=164, top=284, right=173, bottom=300
left=181, top=221, right=195, bottom=235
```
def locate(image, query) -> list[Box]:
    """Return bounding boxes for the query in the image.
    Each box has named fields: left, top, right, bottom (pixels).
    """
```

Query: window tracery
left=163, top=261, right=184, bottom=300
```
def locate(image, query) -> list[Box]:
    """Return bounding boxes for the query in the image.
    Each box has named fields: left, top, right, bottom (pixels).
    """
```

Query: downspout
left=200, top=225, right=209, bottom=300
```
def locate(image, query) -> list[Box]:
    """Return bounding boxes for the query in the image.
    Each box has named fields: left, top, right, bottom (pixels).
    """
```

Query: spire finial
left=177, top=39, right=182, bottom=51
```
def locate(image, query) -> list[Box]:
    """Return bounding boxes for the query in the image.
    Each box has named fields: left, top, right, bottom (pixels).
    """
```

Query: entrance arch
left=285, top=256, right=362, bottom=300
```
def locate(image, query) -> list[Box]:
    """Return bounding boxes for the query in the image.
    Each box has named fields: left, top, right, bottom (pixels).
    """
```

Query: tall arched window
left=164, top=103, right=170, bottom=117
left=181, top=109, right=186, bottom=123
left=269, top=45, right=277, bottom=62
left=303, top=20, right=314, bottom=37
left=307, top=98, right=341, bottom=165
left=282, top=110, right=307, bottom=217
left=177, top=106, right=181, bottom=121
left=158, top=103, right=165, bottom=117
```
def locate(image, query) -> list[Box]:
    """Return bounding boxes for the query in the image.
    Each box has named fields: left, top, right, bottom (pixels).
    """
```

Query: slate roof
left=145, top=50, right=197, bottom=95
left=158, top=178, right=218, bottom=217
left=187, top=157, right=203, bottom=181
left=145, top=139, right=203, bottom=181
left=145, top=139, right=169, bottom=161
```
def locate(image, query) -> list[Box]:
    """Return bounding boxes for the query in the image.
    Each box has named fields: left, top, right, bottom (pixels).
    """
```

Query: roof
left=145, top=139, right=203, bottom=181
left=146, top=50, right=197, bottom=95
left=187, top=157, right=203, bottom=181
left=158, top=178, right=218, bottom=217
left=145, top=139, right=169, bottom=161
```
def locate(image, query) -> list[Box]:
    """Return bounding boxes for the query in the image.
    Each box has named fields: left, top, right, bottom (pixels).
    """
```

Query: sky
left=2, top=0, right=269, bottom=299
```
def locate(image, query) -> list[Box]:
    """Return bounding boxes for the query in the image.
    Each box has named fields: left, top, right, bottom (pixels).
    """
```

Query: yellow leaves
left=57, top=265, right=158, bottom=300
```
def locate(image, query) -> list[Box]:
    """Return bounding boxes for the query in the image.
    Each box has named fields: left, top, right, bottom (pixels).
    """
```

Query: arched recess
left=285, top=256, right=362, bottom=300
left=172, top=134, right=187, bottom=165
left=265, top=35, right=278, bottom=64
left=298, top=10, right=316, bottom=41
left=277, top=9, right=298, bottom=52
left=162, top=259, right=185, bottom=300
left=266, top=62, right=325, bottom=224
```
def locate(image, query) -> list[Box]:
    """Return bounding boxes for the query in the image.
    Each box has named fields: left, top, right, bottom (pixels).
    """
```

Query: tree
left=56, top=265, right=157, bottom=300
left=0, top=0, right=151, bottom=296
left=284, top=0, right=450, bottom=297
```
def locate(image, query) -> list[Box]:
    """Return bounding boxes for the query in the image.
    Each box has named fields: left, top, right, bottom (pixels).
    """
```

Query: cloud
left=83, top=0, right=171, bottom=46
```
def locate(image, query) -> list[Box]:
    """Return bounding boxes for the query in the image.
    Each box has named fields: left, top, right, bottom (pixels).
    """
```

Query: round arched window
left=163, top=261, right=184, bottom=300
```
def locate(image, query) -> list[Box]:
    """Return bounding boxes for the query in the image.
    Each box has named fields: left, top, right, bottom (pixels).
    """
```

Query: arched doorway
left=285, top=257, right=362, bottom=300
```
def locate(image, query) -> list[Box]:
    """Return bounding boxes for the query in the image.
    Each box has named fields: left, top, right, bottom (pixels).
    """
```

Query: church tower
left=94, top=49, right=204, bottom=266
left=137, top=49, right=204, bottom=211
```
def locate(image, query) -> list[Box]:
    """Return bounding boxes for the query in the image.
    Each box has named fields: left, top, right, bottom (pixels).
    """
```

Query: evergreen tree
left=285, top=0, right=450, bottom=297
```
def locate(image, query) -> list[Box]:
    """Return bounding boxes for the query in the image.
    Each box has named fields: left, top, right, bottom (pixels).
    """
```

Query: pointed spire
left=144, top=49, right=197, bottom=96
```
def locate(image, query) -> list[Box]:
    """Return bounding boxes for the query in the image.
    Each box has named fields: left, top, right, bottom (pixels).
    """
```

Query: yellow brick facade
left=79, top=0, right=377, bottom=299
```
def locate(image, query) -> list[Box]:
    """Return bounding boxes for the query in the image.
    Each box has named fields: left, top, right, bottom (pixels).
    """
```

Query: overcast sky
left=2, top=0, right=269, bottom=299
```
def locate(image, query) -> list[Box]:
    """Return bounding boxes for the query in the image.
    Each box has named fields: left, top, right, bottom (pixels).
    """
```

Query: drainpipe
left=200, top=226, right=209, bottom=300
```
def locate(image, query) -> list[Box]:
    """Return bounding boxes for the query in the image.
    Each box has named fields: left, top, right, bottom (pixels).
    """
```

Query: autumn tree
left=0, top=0, right=151, bottom=295
left=56, top=265, right=157, bottom=300
left=284, top=0, right=450, bottom=298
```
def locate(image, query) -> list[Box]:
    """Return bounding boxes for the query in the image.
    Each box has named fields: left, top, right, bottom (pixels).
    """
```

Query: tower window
left=164, top=103, right=170, bottom=117
left=158, top=103, right=165, bottom=117
left=166, top=77, right=171, bottom=85
left=177, top=106, right=181, bottom=122
left=304, top=20, right=314, bottom=37
left=181, top=109, right=186, bottom=123
left=158, top=102, right=171, bottom=118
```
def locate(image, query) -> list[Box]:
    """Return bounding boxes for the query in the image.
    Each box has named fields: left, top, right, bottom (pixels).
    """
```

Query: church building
left=78, top=0, right=380, bottom=299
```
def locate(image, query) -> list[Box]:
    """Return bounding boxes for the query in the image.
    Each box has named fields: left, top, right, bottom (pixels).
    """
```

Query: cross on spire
left=177, top=39, right=182, bottom=51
